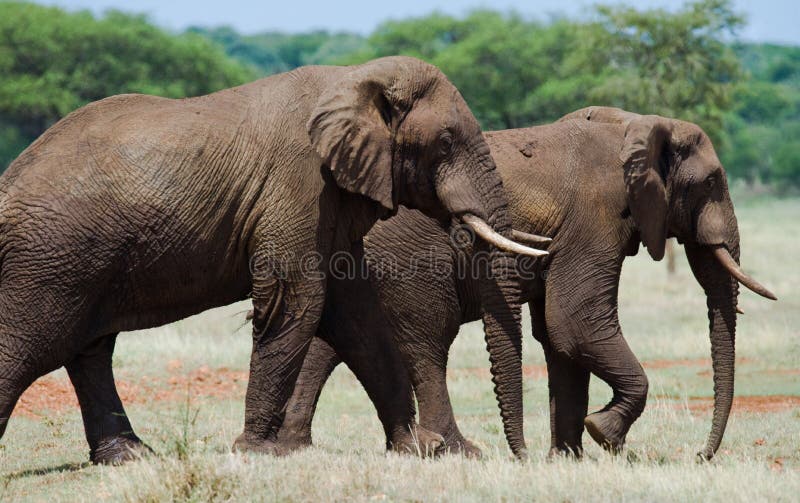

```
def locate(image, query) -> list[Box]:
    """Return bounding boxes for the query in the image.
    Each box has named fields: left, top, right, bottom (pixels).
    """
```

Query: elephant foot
left=389, top=424, right=444, bottom=457
left=233, top=433, right=296, bottom=457
left=438, top=435, right=483, bottom=459
left=91, top=435, right=151, bottom=465
left=584, top=410, right=627, bottom=454
left=547, top=445, right=583, bottom=460
left=275, top=428, right=313, bottom=453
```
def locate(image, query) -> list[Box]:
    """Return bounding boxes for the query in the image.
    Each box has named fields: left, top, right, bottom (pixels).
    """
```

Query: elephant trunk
left=478, top=246, right=527, bottom=459
left=686, top=244, right=739, bottom=460
left=437, top=146, right=528, bottom=459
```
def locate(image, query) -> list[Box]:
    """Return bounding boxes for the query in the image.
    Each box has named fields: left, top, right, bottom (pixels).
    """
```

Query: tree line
left=2, top=0, right=798, bottom=188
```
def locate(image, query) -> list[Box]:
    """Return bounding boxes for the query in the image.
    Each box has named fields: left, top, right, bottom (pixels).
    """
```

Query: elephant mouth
left=710, top=246, right=777, bottom=300
left=460, top=214, right=550, bottom=258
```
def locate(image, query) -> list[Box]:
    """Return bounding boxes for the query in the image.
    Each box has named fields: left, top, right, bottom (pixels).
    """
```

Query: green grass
left=1, top=197, right=798, bottom=502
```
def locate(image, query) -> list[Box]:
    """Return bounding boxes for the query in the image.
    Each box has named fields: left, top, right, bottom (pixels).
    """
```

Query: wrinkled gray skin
left=278, top=107, right=775, bottom=460
left=0, top=56, right=534, bottom=463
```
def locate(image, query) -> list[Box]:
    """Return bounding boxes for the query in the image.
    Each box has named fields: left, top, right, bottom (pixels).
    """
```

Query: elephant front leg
left=233, top=275, right=326, bottom=456
left=66, top=334, right=150, bottom=465
left=579, top=333, right=649, bottom=454
left=544, top=258, right=648, bottom=455
left=530, top=299, right=589, bottom=458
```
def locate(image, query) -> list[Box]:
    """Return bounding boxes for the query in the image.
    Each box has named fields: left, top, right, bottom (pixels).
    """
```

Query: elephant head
left=562, top=106, right=777, bottom=459
left=307, top=56, right=544, bottom=458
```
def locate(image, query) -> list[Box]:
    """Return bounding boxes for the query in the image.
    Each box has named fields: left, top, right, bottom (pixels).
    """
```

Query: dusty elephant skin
left=279, top=106, right=776, bottom=460
left=0, top=56, right=545, bottom=464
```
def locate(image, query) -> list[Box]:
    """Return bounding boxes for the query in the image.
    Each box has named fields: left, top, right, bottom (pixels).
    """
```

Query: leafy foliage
left=187, top=26, right=367, bottom=75
left=0, top=2, right=252, bottom=168
left=341, top=2, right=744, bottom=142
left=721, top=44, right=800, bottom=187
left=0, top=0, right=798, bottom=188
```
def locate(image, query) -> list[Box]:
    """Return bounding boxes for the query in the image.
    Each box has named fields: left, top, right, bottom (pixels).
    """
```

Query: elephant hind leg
left=277, top=334, right=341, bottom=450
left=65, top=334, right=149, bottom=465
left=0, top=317, right=53, bottom=441
left=0, top=362, right=36, bottom=442
left=233, top=275, right=326, bottom=456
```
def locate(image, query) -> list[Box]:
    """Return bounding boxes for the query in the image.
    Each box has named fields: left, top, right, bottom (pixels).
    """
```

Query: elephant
left=0, top=56, right=547, bottom=464
left=275, top=106, right=776, bottom=460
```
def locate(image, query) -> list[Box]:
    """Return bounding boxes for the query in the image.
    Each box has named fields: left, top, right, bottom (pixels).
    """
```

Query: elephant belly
left=99, top=240, right=253, bottom=334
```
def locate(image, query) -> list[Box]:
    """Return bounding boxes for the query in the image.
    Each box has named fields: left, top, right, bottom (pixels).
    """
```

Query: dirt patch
left=643, top=357, right=753, bottom=370
left=14, top=364, right=248, bottom=419
left=683, top=395, right=800, bottom=414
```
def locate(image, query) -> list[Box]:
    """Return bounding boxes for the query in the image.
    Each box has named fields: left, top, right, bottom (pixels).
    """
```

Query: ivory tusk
left=461, top=214, right=549, bottom=258
left=512, top=230, right=552, bottom=245
left=712, top=247, right=777, bottom=301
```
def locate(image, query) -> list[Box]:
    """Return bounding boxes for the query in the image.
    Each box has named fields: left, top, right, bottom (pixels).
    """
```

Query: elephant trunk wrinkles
left=686, top=244, right=739, bottom=460
left=470, top=149, right=528, bottom=460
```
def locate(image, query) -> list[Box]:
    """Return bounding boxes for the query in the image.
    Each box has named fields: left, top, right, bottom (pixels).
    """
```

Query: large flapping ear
left=307, top=58, right=420, bottom=211
left=557, top=106, right=639, bottom=125
left=620, top=115, right=674, bottom=261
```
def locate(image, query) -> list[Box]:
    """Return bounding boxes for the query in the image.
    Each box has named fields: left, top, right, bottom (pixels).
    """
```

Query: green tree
left=578, top=0, right=744, bottom=142
left=720, top=43, right=800, bottom=185
left=0, top=2, right=252, bottom=170
left=188, top=27, right=366, bottom=75
left=338, top=1, right=744, bottom=138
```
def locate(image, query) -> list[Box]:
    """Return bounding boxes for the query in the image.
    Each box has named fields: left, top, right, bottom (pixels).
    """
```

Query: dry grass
left=0, top=195, right=798, bottom=502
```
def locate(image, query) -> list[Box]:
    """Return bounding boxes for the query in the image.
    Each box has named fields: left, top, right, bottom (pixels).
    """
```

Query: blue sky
left=34, top=0, right=800, bottom=44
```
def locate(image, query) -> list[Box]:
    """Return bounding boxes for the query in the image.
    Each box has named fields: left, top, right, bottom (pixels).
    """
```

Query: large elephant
left=277, top=107, right=776, bottom=460
left=0, top=56, right=546, bottom=464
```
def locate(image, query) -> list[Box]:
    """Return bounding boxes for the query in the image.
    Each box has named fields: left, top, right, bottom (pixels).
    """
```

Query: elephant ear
left=620, top=115, right=674, bottom=261
left=307, top=59, right=416, bottom=211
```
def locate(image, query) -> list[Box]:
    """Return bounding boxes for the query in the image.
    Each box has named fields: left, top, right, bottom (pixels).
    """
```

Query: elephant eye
left=439, top=132, right=453, bottom=157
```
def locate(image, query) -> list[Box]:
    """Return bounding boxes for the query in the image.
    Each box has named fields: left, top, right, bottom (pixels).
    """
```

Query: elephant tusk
left=512, top=230, right=552, bottom=246
left=712, top=247, right=777, bottom=301
left=736, top=306, right=745, bottom=315
left=462, top=214, right=549, bottom=258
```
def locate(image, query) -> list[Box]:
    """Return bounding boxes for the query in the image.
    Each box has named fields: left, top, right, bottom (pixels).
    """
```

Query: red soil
left=643, top=357, right=754, bottom=370
left=13, top=358, right=799, bottom=418
left=14, top=364, right=248, bottom=419
left=683, top=395, right=800, bottom=414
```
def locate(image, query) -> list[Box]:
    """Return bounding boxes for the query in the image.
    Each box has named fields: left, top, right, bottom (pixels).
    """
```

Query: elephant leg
left=0, top=345, right=36, bottom=442
left=292, top=261, right=440, bottom=455
left=65, top=334, right=148, bottom=465
left=323, top=317, right=439, bottom=457
left=544, top=257, right=647, bottom=454
left=578, top=333, right=648, bottom=453
left=393, top=317, right=479, bottom=458
left=276, top=334, right=341, bottom=450
left=233, top=274, right=326, bottom=456
left=530, top=298, right=589, bottom=458
left=0, top=296, right=74, bottom=443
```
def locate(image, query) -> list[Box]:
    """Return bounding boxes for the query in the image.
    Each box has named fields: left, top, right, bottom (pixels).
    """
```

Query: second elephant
left=277, top=107, right=776, bottom=459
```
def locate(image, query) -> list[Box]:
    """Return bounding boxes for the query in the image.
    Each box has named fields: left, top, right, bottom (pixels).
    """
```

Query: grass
left=1, top=197, right=798, bottom=502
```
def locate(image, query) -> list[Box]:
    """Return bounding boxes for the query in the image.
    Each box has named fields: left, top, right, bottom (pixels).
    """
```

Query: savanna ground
left=1, top=194, right=798, bottom=502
